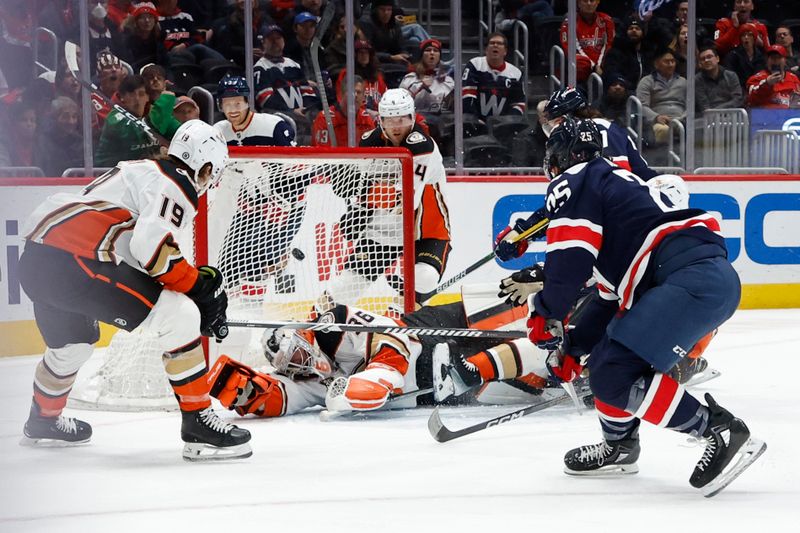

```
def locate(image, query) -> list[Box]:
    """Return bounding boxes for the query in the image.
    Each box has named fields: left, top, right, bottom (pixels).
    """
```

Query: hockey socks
left=162, top=338, right=211, bottom=411
left=467, top=339, right=548, bottom=385
left=31, top=344, right=93, bottom=417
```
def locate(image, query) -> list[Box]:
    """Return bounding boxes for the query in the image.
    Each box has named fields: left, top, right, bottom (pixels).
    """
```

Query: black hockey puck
left=291, top=248, right=305, bottom=260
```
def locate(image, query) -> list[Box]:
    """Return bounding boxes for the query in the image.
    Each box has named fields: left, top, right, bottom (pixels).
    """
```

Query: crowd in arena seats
left=2, top=0, right=800, bottom=175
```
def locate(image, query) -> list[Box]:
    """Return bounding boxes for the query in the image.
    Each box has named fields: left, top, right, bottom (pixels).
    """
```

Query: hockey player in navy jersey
left=213, top=75, right=296, bottom=147
left=526, top=118, right=765, bottom=497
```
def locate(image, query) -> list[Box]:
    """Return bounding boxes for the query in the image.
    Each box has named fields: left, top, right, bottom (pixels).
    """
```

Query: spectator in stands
left=37, top=1, right=80, bottom=44
left=597, top=72, right=629, bottom=127
left=746, top=45, right=800, bottom=108
left=87, top=1, right=125, bottom=63
left=604, top=17, right=654, bottom=89
left=358, top=0, right=410, bottom=67
left=2, top=100, right=37, bottom=167
left=336, top=40, right=387, bottom=117
left=495, top=1, right=555, bottom=33
left=696, top=45, right=743, bottom=113
left=34, top=97, right=83, bottom=177
left=723, top=23, right=766, bottom=88
left=285, top=12, right=320, bottom=80
left=636, top=48, right=687, bottom=145
left=95, top=75, right=179, bottom=166
left=714, top=0, right=769, bottom=57
left=209, top=0, right=267, bottom=67
left=172, top=95, right=200, bottom=122
left=775, top=26, right=799, bottom=73
left=215, top=75, right=296, bottom=146
left=312, top=75, right=375, bottom=147
left=400, top=39, right=454, bottom=115
left=560, top=0, right=615, bottom=81
left=141, top=63, right=168, bottom=104
left=669, top=24, right=689, bottom=78
left=179, top=0, right=228, bottom=30
left=511, top=99, right=549, bottom=167
left=254, top=24, right=318, bottom=119
left=120, top=3, right=163, bottom=72
left=323, top=16, right=366, bottom=80
left=462, top=32, right=526, bottom=120
left=108, top=0, right=134, bottom=28
left=55, top=63, right=82, bottom=103
left=157, top=0, right=226, bottom=67
left=93, top=52, right=127, bottom=125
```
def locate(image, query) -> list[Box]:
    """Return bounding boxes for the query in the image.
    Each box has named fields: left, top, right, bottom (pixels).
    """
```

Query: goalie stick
left=420, top=210, right=550, bottom=304
left=226, top=319, right=526, bottom=340
left=64, top=41, right=169, bottom=147
left=428, top=388, right=592, bottom=443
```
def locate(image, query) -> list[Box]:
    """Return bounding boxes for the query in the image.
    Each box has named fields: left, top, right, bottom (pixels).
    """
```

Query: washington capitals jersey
left=254, top=56, right=318, bottom=112
left=592, top=118, right=656, bottom=180
left=214, top=111, right=295, bottom=147
left=461, top=57, right=526, bottom=118
left=533, top=158, right=724, bottom=321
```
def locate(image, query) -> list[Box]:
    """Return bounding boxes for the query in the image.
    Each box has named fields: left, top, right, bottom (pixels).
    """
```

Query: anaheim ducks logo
left=406, top=131, right=426, bottom=144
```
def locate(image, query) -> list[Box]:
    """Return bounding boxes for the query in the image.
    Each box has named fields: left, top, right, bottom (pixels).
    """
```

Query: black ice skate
left=181, top=407, right=252, bottom=462
left=564, top=437, right=640, bottom=476
left=668, top=356, right=720, bottom=387
left=690, top=393, right=766, bottom=498
left=20, top=401, right=92, bottom=447
left=432, top=343, right=482, bottom=402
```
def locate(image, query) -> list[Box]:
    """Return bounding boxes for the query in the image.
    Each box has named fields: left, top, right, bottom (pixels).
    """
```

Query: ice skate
left=20, top=402, right=92, bottom=447
left=432, top=343, right=482, bottom=402
left=181, top=407, right=252, bottom=462
left=564, top=436, right=640, bottom=476
left=690, top=394, right=766, bottom=498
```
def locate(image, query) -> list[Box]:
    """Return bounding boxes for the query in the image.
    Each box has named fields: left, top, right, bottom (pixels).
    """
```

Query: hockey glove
left=187, top=265, right=229, bottom=341
left=494, top=210, right=548, bottom=262
left=498, top=264, right=546, bottom=306
left=526, top=313, right=564, bottom=351
left=546, top=349, right=585, bottom=383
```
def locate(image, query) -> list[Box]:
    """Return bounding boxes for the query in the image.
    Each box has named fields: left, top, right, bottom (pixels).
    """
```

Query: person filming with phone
left=746, top=44, right=800, bottom=108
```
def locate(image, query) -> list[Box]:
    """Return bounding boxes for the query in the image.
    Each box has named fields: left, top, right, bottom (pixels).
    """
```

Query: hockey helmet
left=167, top=119, right=229, bottom=195
left=262, top=329, right=335, bottom=380
left=378, top=88, right=415, bottom=119
left=542, top=86, right=588, bottom=121
left=543, top=117, right=602, bottom=180
left=216, top=74, right=250, bottom=108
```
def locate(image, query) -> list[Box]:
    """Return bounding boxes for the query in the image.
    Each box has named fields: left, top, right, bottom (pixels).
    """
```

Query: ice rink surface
left=1, top=309, right=799, bottom=532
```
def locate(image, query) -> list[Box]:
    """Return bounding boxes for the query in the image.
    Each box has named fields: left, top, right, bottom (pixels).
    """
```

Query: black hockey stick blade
left=428, top=393, right=571, bottom=443
left=227, top=319, right=527, bottom=340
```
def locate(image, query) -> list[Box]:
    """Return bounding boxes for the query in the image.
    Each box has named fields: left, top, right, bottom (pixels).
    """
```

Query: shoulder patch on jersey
left=406, top=131, right=426, bottom=144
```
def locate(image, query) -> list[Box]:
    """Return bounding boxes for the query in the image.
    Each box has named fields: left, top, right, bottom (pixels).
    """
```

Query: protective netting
left=69, top=151, right=412, bottom=411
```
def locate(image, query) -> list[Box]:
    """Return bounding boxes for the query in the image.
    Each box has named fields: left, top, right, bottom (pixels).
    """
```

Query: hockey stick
left=64, top=41, right=169, bottom=147
left=310, top=1, right=337, bottom=146
left=428, top=388, right=592, bottom=443
left=226, top=319, right=526, bottom=340
left=420, top=211, right=550, bottom=304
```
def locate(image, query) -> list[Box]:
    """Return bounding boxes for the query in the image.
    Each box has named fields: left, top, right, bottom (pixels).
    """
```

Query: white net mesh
left=69, top=150, right=412, bottom=411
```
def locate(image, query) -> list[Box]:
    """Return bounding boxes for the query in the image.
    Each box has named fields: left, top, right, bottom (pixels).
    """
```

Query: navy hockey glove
left=187, top=266, right=229, bottom=341
left=498, top=264, right=546, bottom=306
left=526, top=312, right=564, bottom=351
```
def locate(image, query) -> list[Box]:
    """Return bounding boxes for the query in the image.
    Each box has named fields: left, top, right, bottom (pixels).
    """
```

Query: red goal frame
left=194, top=145, right=417, bottom=315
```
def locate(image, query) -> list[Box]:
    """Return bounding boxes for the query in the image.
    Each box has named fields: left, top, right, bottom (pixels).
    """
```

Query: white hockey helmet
left=378, top=88, right=415, bottom=119
left=649, top=174, right=689, bottom=209
left=167, top=119, right=229, bottom=195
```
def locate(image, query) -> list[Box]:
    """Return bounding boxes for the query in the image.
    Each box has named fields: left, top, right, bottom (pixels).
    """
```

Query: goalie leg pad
left=209, top=355, right=287, bottom=417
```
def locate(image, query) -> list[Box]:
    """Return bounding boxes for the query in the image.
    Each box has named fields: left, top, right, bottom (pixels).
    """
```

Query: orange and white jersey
left=23, top=159, right=200, bottom=292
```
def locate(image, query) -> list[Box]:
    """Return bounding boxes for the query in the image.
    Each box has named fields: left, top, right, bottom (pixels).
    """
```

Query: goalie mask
left=168, top=119, right=229, bottom=195
left=262, top=329, right=335, bottom=380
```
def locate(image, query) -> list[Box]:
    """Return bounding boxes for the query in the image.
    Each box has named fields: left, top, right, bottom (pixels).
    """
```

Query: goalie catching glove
left=494, top=209, right=548, bottom=261
left=186, top=265, right=228, bottom=340
left=498, top=264, right=545, bottom=306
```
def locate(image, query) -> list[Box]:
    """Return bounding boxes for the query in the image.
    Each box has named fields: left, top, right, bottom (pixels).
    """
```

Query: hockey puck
left=291, top=248, right=305, bottom=260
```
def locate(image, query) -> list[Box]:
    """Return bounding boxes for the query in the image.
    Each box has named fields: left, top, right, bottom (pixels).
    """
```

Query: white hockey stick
left=226, top=319, right=526, bottom=340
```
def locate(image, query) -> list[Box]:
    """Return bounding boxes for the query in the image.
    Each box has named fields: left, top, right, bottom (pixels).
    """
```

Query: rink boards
left=2, top=174, right=799, bottom=356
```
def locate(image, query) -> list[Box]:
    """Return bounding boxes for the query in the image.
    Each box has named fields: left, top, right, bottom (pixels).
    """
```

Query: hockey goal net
left=69, top=147, right=415, bottom=411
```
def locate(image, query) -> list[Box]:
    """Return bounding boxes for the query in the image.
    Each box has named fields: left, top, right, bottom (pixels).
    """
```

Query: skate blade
left=19, top=435, right=91, bottom=448
left=701, top=438, right=766, bottom=498
left=686, top=368, right=721, bottom=388
left=182, top=442, right=252, bottom=462
left=564, top=463, right=639, bottom=476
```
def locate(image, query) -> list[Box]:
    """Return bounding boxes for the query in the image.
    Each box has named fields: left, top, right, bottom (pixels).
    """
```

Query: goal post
left=68, top=146, right=416, bottom=411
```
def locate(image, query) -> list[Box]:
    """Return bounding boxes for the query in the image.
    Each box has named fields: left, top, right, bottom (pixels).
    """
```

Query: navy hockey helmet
left=542, top=86, right=588, bottom=121
left=543, top=117, right=603, bottom=180
left=217, top=75, right=250, bottom=107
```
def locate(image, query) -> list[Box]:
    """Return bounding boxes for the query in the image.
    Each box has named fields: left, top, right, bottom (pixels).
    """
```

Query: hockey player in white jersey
left=213, top=75, right=296, bottom=147
left=17, top=120, right=252, bottom=461
left=326, top=88, right=451, bottom=305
